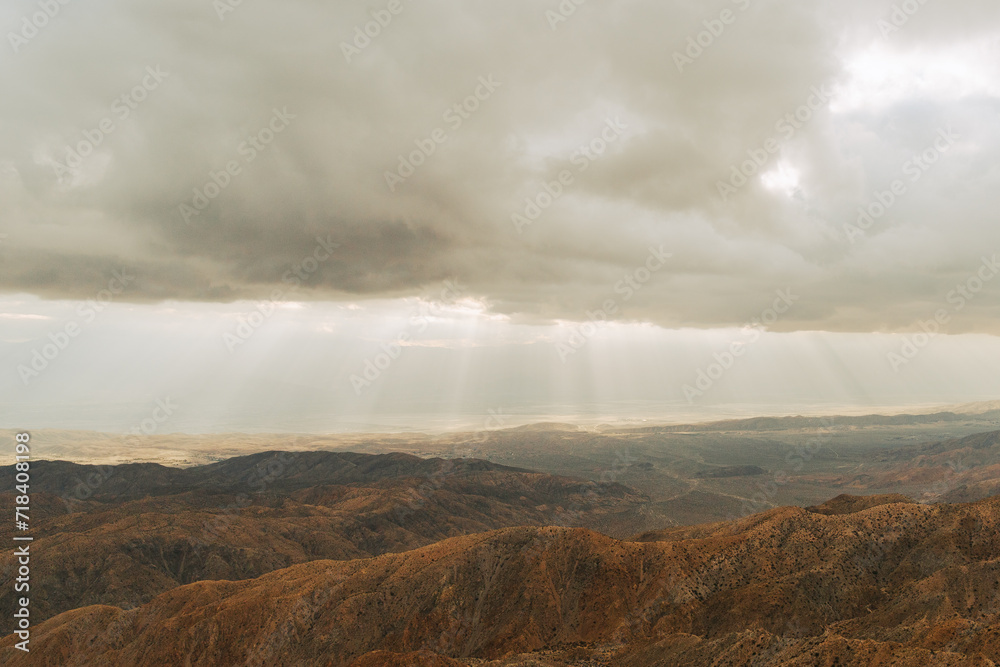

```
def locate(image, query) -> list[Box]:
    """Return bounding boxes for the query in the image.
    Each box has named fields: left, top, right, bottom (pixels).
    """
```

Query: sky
left=2, top=0, right=1000, bottom=432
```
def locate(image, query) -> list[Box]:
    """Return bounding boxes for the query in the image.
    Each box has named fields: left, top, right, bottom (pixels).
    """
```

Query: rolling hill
left=5, top=493, right=1000, bottom=665
left=0, top=453, right=654, bottom=625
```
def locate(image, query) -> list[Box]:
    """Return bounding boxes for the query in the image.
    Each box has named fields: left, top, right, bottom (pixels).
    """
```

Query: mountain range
left=5, top=428, right=1000, bottom=665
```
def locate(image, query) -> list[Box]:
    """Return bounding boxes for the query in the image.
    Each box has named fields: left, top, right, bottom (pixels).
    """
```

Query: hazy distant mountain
left=3, top=452, right=533, bottom=501
left=603, top=410, right=1000, bottom=433
left=952, top=400, right=1000, bottom=415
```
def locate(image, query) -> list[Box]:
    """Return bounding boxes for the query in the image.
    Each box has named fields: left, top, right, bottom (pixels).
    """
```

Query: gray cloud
left=2, top=0, right=1000, bottom=333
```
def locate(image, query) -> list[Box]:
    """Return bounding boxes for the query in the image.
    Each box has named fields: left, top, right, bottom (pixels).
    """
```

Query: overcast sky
left=2, top=0, right=1000, bottom=430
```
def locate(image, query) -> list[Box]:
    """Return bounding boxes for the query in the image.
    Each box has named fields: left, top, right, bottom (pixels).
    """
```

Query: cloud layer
left=3, top=0, right=1000, bottom=333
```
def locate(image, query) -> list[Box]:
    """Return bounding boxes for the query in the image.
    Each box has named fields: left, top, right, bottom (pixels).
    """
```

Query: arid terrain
left=5, top=493, right=1000, bottom=665
left=0, top=453, right=652, bottom=625
left=4, top=409, right=1000, bottom=665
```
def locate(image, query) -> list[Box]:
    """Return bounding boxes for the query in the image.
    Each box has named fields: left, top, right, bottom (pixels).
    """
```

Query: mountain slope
left=6, top=494, right=1000, bottom=666
left=0, top=454, right=652, bottom=625
left=1, top=452, right=533, bottom=502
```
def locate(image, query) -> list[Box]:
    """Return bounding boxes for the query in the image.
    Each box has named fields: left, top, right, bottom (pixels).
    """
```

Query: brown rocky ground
left=4, top=493, right=1000, bottom=666
left=0, top=453, right=651, bottom=625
